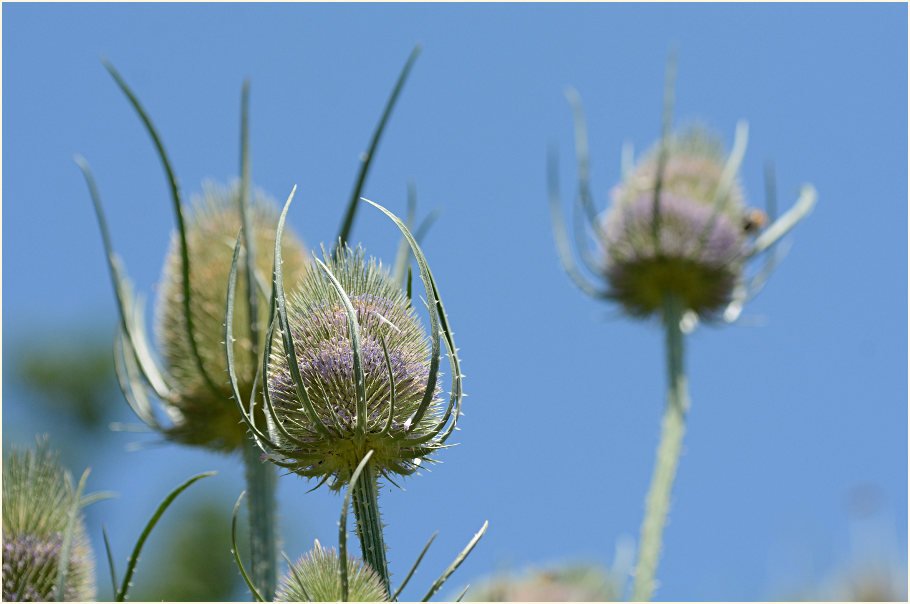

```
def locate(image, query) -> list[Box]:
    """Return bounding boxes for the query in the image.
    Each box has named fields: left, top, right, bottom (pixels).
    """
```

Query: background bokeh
left=3, top=3, right=907, bottom=601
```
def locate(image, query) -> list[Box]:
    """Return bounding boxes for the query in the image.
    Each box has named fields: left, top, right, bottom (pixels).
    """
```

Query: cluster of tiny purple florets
left=265, top=247, right=443, bottom=486
left=2, top=533, right=82, bottom=602
left=600, top=131, right=749, bottom=319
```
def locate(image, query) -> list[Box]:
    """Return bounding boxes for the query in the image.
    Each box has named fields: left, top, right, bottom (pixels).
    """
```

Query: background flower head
left=156, top=181, right=307, bottom=452
left=2, top=439, right=96, bottom=602
left=601, top=128, right=750, bottom=319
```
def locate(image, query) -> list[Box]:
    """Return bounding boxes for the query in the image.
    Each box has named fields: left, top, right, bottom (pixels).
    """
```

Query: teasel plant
left=2, top=437, right=102, bottom=602
left=548, top=54, right=817, bottom=601
left=2, top=436, right=212, bottom=602
left=78, top=44, right=424, bottom=600
left=225, top=192, right=487, bottom=601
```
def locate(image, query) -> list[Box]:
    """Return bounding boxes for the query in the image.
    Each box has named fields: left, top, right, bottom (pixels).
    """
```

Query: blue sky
left=3, top=3, right=907, bottom=601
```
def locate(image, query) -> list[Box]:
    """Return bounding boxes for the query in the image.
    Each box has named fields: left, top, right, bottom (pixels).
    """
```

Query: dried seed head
left=267, top=245, right=443, bottom=489
left=2, top=439, right=96, bottom=602
left=276, top=540, right=388, bottom=602
left=156, top=181, right=307, bottom=452
left=602, top=128, right=749, bottom=318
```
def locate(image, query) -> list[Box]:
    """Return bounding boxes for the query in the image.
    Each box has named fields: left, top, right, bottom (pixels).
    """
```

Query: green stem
left=243, top=439, right=279, bottom=601
left=631, top=293, right=689, bottom=602
left=351, top=461, right=391, bottom=596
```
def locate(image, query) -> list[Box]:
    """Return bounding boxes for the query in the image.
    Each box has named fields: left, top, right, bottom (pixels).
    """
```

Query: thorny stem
left=243, top=439, right=279, bottom=600
left=631, top=292, right=689, bottom=601
left=351, top=461, right=391, bottom=597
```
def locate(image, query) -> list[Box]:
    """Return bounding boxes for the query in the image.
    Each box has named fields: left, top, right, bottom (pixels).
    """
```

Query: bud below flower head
left=267, top=245, right=443, bottom=489
left=157, top=181, right=307, bottom=452
left=602, top=128, right=749, bottom=319
left=2, top=439, right=96, bottom=602
left=276, top=540, right=388, bottom=602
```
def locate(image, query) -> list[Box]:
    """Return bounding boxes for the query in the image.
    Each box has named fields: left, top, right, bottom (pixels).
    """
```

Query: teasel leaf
left=225, top=232, right=286, bottom=452
left=546, top=146, right=609, bottom=299
left=114, top=324, right=161, bottom=429
left=378, top=334, right=398, bottom=436
left=694, top=119, right=749, bottom=254
left=336, top=43, right=422, bottom=250
left=76, top=155, right=172, bottom=400
left=391, top=532, right=437, bottom=601
left=313, top=255, right=368, bottom=433
left=238, top=79, right=261, bottom=371
left=420, top=521, right=489, bottom=602
left=116, top=471, right=216, bottom=601
left=102, top=524, right=118, bottom=597
left=273, top=188, right=335, bottom=439
left=232, top=491, right=265, bottom=603
left=102, top=60, right=222, bottom=399
left=650, top=48, right=678, bottom=251
left=750, top=184, right=817, bottom=257
left=339, top=451, right=375, bottom=602
left=360, top=198, right=442, bottom=433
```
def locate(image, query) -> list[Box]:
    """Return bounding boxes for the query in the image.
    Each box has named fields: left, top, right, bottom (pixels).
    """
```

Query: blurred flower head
left=548, top=87, right=816, bottom=326
left=464, top=563, right=622, bottom=602
left=602, top=128, right=749, bottom=319
left=276, top=540, right=388, bottom=602
left=154, top=181, right=307, bottom=452
left=264, top=245, right=447, bottom=489
left=2, top=439, right=96, bottom=602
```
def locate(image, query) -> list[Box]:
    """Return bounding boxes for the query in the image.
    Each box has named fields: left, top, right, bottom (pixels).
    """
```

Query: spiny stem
left=243, top=439, right=279, bottom=601
left=631, top=292, right=689, bottom=601
left=351, top=461, right=391, bottom=596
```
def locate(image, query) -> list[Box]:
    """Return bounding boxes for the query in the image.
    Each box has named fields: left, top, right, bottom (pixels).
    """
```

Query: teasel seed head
left=276, top=540, right=388, bottom=602
left=266, top=245, right=443, bottom=489
left=2, top=439, right=96, bottom=602
left=157, top=181, right=307, bottom=452
left=602, top=128, right=749, bottom=319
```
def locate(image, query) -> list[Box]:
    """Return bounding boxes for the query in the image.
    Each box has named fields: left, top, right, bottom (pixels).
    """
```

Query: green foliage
left=16, top=332, right=117, bottom=429
left=131, top=500, right=245, bottom=601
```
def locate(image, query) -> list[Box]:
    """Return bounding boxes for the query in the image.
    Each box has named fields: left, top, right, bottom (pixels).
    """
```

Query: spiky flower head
left=2, top=439, right=96, bottom=602
left=156, top=181, right=307, bottom=452
left=266, top=245, right=445, bottom=489
left=276, top=540, right=388, bottom=602
left=601, top=127, right=749, bottom=319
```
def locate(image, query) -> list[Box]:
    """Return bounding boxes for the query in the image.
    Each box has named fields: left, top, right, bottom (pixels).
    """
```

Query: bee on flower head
left=742, top=208, right=768, bottom=234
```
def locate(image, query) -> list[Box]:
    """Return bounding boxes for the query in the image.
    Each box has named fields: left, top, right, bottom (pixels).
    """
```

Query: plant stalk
left=631, top=292, right=689, bottom=602
left=243, top=439, right=279, bottom=601
left=351, top=461, right=391, bottom=596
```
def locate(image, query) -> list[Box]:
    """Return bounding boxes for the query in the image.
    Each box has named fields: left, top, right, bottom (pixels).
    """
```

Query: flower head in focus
left=227, top=198, right=463, bottom=491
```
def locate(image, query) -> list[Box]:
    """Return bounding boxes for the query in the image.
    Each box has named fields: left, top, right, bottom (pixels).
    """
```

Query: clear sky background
left=3, top=3, right=907, bottom=601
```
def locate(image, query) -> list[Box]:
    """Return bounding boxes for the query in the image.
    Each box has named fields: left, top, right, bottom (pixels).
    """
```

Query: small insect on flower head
left=156, top=182, right=308, bottom=452
left=227, top=195, right=462, bottom=492
left=2, top=438, right=96, bottom=602
left=741, top=208, right=768, bottom=234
